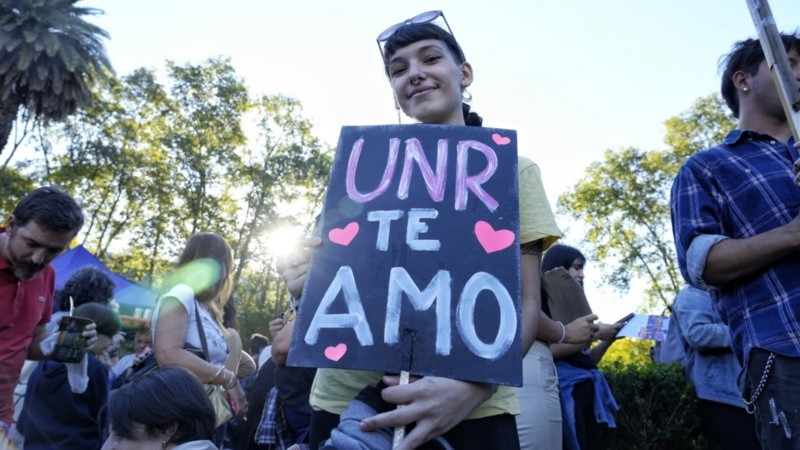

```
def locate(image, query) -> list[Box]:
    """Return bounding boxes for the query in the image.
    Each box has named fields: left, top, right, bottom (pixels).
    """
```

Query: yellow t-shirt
left=310, top=154, right=562, bottom=419
left=517, top=155, right=561, bottom=250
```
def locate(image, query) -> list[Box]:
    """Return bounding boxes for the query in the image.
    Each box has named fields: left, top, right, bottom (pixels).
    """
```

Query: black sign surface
left=288, top=124, right=522, bottom=386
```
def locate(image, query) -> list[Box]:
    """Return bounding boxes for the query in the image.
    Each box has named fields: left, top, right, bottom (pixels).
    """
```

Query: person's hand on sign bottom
left=276, top=236, right=321, bottom=299
left=359, top=375, right=494, bottom=450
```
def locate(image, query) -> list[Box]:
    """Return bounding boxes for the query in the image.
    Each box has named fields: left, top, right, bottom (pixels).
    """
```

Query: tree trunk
left=0, top=95, right=21, bottom=156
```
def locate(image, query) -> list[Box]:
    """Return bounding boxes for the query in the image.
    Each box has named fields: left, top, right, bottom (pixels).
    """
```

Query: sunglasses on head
left=376, top=10, right=455, bottom=60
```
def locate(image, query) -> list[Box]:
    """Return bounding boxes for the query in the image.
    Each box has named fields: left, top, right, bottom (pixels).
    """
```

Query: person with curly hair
left=47, top=265, right=116, bottom=334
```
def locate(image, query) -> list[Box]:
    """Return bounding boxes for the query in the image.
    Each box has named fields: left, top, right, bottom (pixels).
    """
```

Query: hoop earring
left=462, top=89, right=473, bottom=102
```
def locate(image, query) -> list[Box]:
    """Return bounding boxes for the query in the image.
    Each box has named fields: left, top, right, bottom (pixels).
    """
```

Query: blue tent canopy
left=51, top=245, right=157, bottom=316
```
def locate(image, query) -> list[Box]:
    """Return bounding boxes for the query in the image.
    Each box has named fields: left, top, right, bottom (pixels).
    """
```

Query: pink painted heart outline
left=474, top=220, right=515, bottom=253
left=324, top=343, right=347, bottom=362
left=492, top=133, right=511, bottom=145
left=328, top=222, right=359, bottom=246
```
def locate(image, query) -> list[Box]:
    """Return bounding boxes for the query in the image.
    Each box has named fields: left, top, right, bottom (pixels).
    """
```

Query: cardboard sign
left=542, top=267, right=593, bottom=324
left=287, top=124, right=522, bottom=386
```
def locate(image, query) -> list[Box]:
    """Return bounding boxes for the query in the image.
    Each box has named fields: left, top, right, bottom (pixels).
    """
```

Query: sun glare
left=263, top=226, right=302, bottom=260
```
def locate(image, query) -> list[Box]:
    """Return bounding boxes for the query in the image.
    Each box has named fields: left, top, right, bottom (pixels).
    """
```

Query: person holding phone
left=542, top=244, right=621, bottom=450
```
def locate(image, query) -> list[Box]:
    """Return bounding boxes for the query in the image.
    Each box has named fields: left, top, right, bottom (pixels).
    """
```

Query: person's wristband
left=556, top=321, right=566, bottom=344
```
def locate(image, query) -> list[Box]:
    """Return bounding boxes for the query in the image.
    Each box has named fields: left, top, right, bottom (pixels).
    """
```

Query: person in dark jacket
left=20, top=303, right=121, bottom=450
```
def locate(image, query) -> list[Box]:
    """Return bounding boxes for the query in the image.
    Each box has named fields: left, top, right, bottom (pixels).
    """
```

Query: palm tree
left=0, top=0, right=113, bottom=155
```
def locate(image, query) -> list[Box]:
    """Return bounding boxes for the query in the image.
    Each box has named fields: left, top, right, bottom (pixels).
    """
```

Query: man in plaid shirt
left=671, top=33, right=800, bottom=448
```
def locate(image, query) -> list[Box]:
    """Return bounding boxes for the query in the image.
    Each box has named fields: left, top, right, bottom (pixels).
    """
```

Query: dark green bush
left=602, top=361, right=714, bottom=450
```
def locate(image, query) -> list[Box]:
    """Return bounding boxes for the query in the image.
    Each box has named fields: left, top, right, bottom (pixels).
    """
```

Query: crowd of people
left=1, top=9, right=799, bottom=450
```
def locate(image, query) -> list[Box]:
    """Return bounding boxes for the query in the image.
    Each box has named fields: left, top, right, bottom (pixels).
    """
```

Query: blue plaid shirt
left=671, top=129, right=800, bottom=365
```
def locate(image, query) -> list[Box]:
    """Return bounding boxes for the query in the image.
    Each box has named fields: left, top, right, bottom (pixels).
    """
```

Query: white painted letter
left=385, top=268, right=452, bottom=355
left=454, top=140, right=499, bottom=212
left=305, top=266, right=374, bottom=346
left=406, top=208, right=440, bottom=251
left=397, top=138, right=448, bottom=202
left=367, top=210, right=404, bottom=251
left=456, top=272, right=516, bottom=359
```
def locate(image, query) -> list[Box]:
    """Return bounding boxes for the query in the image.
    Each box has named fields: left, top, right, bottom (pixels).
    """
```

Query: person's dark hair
left=101, top=366, right=215, bottom=445
left=55, top=266, right=115, bottom=312
left=250, top=333, right=269, bottom=356
left=382, top=22, right=482, bottom=127
left=720, top=32, right=800, bottom=118
left=11, top=186, right=84, bottom=233
left=72, top=303, right=121, bottom=337
left=541, top=244, right=586, bottom=274
left=223, top=296, right=239, bottom=330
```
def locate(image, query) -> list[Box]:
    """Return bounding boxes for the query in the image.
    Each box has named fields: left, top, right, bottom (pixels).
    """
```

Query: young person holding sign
left=279, top=11, right=582, bottom=450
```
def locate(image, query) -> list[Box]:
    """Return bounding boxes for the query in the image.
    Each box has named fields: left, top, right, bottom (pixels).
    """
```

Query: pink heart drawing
left=329, top=222, right=359, bottom=246
left=475, top=221, right=515, bottom=253
left=492, top=133, right=511, bottom=145
left=324, top=343, right=347, bottom=362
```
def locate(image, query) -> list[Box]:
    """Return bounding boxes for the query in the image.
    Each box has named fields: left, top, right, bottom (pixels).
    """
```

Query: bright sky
left=86, top=0, right=800, bottom=321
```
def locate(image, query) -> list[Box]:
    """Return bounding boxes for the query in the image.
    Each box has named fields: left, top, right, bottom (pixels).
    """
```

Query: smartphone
left=616, top=312, right=635, bottom=324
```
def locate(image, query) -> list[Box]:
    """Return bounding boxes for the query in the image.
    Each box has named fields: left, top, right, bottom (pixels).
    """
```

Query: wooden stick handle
left=745, top=0, right=800, bottom=141
left=392, top=370, right=410, bottom=449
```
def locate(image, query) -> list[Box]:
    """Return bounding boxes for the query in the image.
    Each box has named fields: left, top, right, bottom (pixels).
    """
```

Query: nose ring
left=411, top=76, right=420, bottom=86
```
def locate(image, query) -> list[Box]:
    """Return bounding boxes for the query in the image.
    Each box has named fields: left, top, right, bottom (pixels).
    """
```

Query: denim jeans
left=745, top=349, right=800, bottom=449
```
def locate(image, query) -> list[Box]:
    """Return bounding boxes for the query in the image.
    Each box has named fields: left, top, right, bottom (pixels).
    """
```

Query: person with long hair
left=151, top=233, right=247, bottom=439
left=542, top=244, right=621, bottom=450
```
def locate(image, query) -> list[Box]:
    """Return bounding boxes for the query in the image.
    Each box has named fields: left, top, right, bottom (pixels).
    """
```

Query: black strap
left=193, top=300, right=210, bottom=362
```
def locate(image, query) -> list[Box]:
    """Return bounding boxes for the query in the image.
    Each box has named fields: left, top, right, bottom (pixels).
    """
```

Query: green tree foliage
left=558, top=94, right=735, bottom=311
left=32, top=68, right=179, bottom=280
left=229, top=94, right=332, bottom=339
left=0, top=165, right=33, bottom=216
left=664, top=94, right=735, bottom=164
left=164, top=58, right=248, bottom=239
left=0, top=0, right=113, bottom=154
left=232, top=94, right=331, bottom=285
left=4, top=59, right=331, bottom=339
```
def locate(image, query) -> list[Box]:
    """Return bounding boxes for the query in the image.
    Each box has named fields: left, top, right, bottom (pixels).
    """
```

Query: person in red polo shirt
left=0, top=186, right=96, bottom=434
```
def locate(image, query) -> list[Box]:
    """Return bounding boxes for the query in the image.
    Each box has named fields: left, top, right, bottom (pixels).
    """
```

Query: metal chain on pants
left=745, top=352, right=775, bottom=414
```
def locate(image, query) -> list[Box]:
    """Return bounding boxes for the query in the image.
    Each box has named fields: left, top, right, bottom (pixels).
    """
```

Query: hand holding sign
left=361, top=375, right=495, bottom=450
left=276, top=237, right=321, bottom=299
